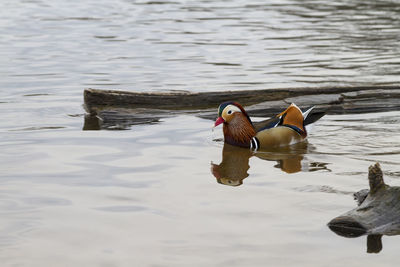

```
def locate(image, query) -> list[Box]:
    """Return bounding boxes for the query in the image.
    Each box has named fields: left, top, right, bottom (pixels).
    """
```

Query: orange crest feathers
left=277, top=104, right=305, bottom=133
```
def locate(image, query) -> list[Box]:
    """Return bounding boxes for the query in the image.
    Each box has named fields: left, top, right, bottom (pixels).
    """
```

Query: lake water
left=1, top=0, right=400, bottom=266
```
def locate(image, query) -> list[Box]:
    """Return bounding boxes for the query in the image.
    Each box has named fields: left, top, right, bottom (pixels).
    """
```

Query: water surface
left=1, top=0, right=400, bottom=266
left=2, top=112, right=400, bottom=266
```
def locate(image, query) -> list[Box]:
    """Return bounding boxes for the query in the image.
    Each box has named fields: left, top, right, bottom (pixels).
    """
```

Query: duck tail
left=302, top=106, right=314, bottom=120
left=302, top=107, right=326, bottom=134
left=303, top=107, right=325, bottom=126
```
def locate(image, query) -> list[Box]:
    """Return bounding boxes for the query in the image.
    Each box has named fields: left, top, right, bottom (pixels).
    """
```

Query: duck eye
left=227, top=110, right=233, bottom=115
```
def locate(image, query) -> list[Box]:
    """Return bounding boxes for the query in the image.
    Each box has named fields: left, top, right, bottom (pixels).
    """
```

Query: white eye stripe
left=225, top=105, right=241, bottom=115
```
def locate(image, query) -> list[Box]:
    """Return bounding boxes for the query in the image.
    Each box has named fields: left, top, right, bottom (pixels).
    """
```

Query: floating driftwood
left=328, top=163, right=400, bottom=253
left=83, top=86, right=400, bottom=130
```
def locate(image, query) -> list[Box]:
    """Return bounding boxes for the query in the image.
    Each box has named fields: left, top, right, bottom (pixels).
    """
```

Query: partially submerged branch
left=328, top=163, right=400, bottom=253
left=82, top=86, right=400, bottom=130
left=368, top=163, right=386, bottom=194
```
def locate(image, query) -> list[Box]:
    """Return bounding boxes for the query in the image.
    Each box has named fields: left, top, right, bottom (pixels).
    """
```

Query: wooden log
left=83, top=86, right=400, bottom=130
left=328, top=163, right=400, bottom=239
left=83, top=85, right=400, bottom=113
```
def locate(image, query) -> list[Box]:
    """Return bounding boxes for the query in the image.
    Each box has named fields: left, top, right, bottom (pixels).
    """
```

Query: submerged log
left=328, top=163, right=400, bottom=253
left=83, top=86, right=353, bottom=112
left=83, top=86, right=400, bottom=130
left=84, top=86, right=400, bottom=112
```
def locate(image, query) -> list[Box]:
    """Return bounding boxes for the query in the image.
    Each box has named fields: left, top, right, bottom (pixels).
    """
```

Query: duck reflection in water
left=211, top=142, right=309, bottom=186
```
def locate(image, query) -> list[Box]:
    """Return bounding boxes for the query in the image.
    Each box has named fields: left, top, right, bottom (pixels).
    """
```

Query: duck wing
left=253, top=106, right=325, bottom=132
left=253, top=117, right=280, bottom=132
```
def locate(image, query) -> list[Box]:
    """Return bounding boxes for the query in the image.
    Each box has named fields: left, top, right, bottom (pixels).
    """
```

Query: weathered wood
left=83, top=86, right=400, bottom=130
left=328, top=163, right=400, bottom=239
left=83, top=86, right=400, bottom=112
left=368, top=163, right=386, bottom=194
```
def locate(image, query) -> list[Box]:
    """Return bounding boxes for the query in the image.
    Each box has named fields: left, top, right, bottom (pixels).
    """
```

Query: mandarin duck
left=214, top=102, right=325, bottom=150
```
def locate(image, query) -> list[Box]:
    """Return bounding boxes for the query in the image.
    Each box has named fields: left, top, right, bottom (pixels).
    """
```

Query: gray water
left=1, top=0, right=400, bottom=266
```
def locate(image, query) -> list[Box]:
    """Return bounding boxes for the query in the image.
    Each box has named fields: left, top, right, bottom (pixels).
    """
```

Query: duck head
left=214, top=102, right=256, bottom=148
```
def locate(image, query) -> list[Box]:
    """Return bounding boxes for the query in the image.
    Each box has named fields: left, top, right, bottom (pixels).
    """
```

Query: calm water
left=1, top=0, right=400, bottom=266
